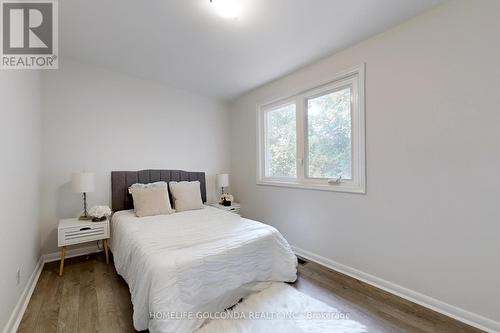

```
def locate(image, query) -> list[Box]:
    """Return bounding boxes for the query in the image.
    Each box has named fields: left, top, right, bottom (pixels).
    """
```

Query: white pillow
left=169, top=181, right=204, bottom=212
left=129, top=182, right=174, bottom=217
left=129, top=181, right=169, bottom=191
left=130, top=186, right=175, bottom=217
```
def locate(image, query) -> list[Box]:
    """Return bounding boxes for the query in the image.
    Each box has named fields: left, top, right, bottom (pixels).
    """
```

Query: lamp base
left=79, top=193, right=91, bottom=221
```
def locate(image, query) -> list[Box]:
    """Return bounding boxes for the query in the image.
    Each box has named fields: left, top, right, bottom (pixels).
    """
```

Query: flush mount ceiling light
left=210, top=0, right=242, bottom=19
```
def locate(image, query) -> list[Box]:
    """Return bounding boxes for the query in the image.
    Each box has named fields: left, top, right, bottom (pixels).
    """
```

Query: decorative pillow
left=129, top=182, right=174, bottom=217
left=169, top=181, right=204, bottom=212
left=129, top=181, right=169, bottom=192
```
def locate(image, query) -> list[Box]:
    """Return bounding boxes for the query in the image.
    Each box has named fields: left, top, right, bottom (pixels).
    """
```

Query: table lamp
left=72, top=172, right=95, bottom=220
left=216, top=174, right=229, bottom=196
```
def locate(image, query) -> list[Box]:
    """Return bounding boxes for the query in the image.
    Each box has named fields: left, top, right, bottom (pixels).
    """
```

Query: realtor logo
left=1, top=0, right=58, bottom=69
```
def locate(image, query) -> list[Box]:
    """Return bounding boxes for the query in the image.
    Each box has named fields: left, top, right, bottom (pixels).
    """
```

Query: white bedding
left=110, top=206, right=297, bottom=333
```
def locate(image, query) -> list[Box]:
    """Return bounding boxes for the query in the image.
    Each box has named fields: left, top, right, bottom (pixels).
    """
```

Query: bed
left=110, top=170, right=298, bottom=333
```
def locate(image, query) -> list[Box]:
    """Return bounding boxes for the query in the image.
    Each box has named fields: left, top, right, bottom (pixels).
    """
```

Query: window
left=265, top=103, right=296, bottom=178
left=306, top=86, right=352, bottom=180
left=257, top=64, right=365, bottom=193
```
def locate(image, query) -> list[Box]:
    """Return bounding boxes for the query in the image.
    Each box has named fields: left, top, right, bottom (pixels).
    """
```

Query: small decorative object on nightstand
left=220, top=193, right=234, bottom=206
left=72, top=172, right=95, bottom=220
left=209, top=202, right=241, bottom=216
left=57, top=217, right=110, bottom=276
left=88, top=205, right=112, bottom=222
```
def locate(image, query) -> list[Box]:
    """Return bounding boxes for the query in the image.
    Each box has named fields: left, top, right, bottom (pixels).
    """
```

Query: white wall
left=229, top=0, right=500, bottom=329
left=40, top=59, right=230, bottom=254
left=0, top=71, right=42, bottom=330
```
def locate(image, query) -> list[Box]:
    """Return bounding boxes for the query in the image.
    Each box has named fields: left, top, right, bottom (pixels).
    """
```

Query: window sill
left=256, top=180, right=366, bottom=194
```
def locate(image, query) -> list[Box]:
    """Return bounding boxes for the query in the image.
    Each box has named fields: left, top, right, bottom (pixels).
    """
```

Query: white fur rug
left=196, top=282, right=367, bottom=333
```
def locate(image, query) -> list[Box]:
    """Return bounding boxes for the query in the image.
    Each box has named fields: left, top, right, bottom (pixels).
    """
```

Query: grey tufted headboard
left=111, top=169, right=207, bottom=212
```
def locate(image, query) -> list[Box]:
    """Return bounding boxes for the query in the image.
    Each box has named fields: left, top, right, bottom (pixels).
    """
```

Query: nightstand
left=57, top=218, right=110, bottom=276
left=208, top=202, right=241, bottom=216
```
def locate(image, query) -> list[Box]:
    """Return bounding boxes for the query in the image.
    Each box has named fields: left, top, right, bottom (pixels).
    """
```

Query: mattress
left=110, top=206, right=297, bottom=333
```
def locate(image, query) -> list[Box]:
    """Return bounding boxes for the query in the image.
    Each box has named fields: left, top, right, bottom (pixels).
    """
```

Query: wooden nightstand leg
left=103, top=239, right=109, bottom=264
left=59, top=246, right=66, bottom=276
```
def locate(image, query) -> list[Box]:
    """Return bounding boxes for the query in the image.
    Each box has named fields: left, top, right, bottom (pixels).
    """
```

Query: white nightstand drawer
left=226, top=206, right=241, bottom=214
left=58, top=221, right=109, bottom=246
left=208, top=203, right=241, bottom=216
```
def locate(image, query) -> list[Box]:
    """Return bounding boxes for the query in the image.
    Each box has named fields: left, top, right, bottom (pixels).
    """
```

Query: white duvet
left=110, top=206, right=297, bottom=333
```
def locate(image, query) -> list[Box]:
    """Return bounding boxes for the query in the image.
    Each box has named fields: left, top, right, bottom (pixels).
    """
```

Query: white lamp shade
left=72, top=172, right=95, bottom=193
left=216, top=174, right=229, bottom=188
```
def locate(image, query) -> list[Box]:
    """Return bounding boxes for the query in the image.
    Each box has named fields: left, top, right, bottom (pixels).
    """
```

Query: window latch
left=328, top=176, right=342, bottom=185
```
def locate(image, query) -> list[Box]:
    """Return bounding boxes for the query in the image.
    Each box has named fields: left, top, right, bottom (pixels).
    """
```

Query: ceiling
left=61, top=0, right=445, bottom=100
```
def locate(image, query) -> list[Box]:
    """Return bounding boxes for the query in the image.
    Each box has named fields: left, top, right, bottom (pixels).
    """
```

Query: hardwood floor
left=18, top=253, right=484, bottom=333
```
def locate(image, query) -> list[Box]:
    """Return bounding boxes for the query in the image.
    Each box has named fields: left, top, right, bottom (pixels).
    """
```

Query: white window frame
left=257, top=64, right=366, bottom=194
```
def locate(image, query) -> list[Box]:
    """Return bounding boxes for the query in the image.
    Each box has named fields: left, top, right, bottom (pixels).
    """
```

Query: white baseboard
left=292, top=245, right=500, bottom=333
left=2, top=257, right=44, bottom=333
left=42, top=244, right=102, bottom=263
left=2, top=245, right=103, bottom=333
